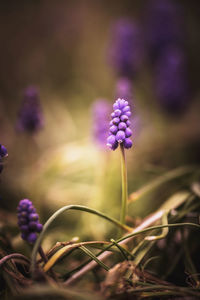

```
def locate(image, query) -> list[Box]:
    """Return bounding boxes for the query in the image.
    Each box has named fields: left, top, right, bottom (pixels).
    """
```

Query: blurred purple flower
left=92, top=99, right=111, bottom=149
left=115, top=78, right=132, bottom=101
left=0, top=144, right=8, bottom=174
left=109, top=19, right=142, bottom=78
left=16, top=86, right=44, bottom=134
left=17, top=199, right=43, bottom=244
left=155, top=46, right=189, bottom=113
left=145, top=0, right=184, bottom=61
left=0, top=144, right=8, bottom=159
left=107, top=98, right=133, bottom=150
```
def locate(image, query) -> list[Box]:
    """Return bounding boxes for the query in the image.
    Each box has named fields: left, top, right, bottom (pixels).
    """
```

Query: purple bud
left=118, top=122, right=127, bottom=130
left=124, top=138, right=133, bottom=149
left=120, top=115, right=128, bottom=122
left=36, top=223, right=43, bottom=233
left=111, top=141, right=118, bottom=150
left=117, top=99, right=126, bottom=109
left=126, top=120, right=131, bottom=127
left=113, top=103, right=119, bottom=110
left=113, top=117, right=120, bottom=125
left=28, top=205, right=36, bottom=213
left=29, top=213, right=39, bottom=221
left=122, top=106, right=130, bottom=112
left=125, top=127, right=132, bottom=138
left=107, top=135, right=116, bottom=148
left=27, top=232, right=37, bottom=244
left=124, top=111, right=131, bottom=117
left=114, top=109, right=122, bottom=117
left=116, top=130, right=126, bottom=143
left=110, top=125, right=118, bottom=134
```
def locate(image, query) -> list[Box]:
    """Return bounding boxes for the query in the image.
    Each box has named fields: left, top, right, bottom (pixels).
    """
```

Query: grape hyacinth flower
left=92, top=100, right=111, bottom=149
left=17, top=199, right=43, bottom=244
left=109, top=19, right=142, bottom=78
left=16, top=86, right=44, bottom=134
left=0, top=144, right=8, bottom=173
left=145, top=0, right=184, bottom=61
left=107, top=98, right=132, bottom=226
left=107, top=98, right=132, bottom=151
left=155, top=46, right=189, bottom=113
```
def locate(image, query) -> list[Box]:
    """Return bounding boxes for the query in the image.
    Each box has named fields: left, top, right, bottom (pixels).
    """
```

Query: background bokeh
left=0, top=0, right=200, bottom=248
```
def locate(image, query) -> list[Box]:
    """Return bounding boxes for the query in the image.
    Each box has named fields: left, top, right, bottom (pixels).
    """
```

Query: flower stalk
left=120, top=144, right=128, bottom=225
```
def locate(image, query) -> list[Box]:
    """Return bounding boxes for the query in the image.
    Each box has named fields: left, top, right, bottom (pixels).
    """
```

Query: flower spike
left=17, top=199, right=43, bottom=244
left=107, top=99, right=133, bottom=150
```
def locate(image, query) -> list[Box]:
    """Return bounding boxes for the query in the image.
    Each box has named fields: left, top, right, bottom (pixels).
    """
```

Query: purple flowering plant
left=92, top=99, right=111, bottom=149
left=16, top=86, right=44, bottom=134
left=107, top=98, right=132, bottom=151
left=109, top=19, right=142, bottom=78
left=0, top=144, right=8, bottom=173
left=155, top=46, right=189, bottom=113
left=107, top=98, right=132, bottom=225
left=17, top=199, right=43, bottom=244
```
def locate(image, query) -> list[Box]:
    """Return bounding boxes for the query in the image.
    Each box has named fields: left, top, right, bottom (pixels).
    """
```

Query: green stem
left=31, top=204, right=132, bottom=276
left=120, top=144, right=128, bottom=225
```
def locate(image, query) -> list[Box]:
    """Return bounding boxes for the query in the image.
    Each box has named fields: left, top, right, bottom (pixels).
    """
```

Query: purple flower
left=107, top=99, right=133, bottom=150
left=155, top=46, right=189, bottom=113
left=115, top=78, right=132, bottom=101
left=17, top=199, right=43, bottom=244
left=145, top=0, right=184, bottom=61
left=109, top=19, right=142, bottom=78
left=0, top=144, right=8, bottom=159
left=92, top=100, right=111, bottom=148
left=16, top=86, right=44, bottom=134
left=0, top=144, right=8, bottom=174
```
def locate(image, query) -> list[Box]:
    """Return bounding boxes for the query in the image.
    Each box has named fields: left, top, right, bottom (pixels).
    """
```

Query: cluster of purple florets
left=17, top=199, right=43, bottom=244
left=107, top=99, right=133, bottom=150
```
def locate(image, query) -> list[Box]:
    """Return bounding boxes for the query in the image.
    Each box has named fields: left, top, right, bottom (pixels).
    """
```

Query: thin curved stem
left=64, top=222, right=200, bottom=285
left=43, top=241, right=110, bottom=272
left=31, top=204, right=132, bottom=276
left=0, top=253, right=30, bottom=268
